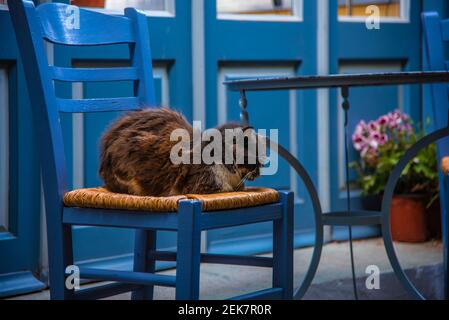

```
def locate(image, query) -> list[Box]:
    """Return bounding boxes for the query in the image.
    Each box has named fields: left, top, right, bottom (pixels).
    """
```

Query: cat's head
left=215, top=122, right=267, bottom=183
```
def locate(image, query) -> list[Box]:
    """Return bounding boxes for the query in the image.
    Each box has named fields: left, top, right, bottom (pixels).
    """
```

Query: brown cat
left=99, top=107, right=264, bottom=196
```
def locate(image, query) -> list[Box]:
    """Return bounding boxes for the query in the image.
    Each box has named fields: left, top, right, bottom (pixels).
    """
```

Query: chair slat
left=77, top=267, right=177, bottom=287
left=51, top=66, right=139, bottom=82
left=57, top=97, right=143, bottom=113
left=441, top=20, right=449, bottom=42
left=37, top=3, right=135, bottom=45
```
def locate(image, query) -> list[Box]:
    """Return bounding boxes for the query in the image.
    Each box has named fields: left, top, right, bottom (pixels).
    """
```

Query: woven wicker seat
left=64, top=187, right=280, bottom=212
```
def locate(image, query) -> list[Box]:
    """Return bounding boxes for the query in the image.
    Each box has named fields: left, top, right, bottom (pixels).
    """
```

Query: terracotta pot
left=71, top=0, right=106, bottom=8
left=390, top=195, right=428, bottom=243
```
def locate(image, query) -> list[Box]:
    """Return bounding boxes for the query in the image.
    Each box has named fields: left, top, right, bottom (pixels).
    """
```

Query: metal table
left=225, top=71, right=449, bottom=300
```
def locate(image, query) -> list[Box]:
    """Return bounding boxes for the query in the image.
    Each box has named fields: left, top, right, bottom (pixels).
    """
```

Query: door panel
left=0, top=5, right=44, bottom=296
left=205, top=0, right=318, bottom=254
left=52, top=0, right=192, bottom=266
left=329, top=0, right=422, bottom=239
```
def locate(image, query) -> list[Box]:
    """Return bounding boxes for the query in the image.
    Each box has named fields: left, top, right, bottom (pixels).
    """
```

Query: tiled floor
left=8, top=238, right=444, bottom=300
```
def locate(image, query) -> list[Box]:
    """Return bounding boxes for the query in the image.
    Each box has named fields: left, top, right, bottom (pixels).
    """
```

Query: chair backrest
left=9, top=1, right=156, bottom=220
left=423, top=12, right=449, bottom=155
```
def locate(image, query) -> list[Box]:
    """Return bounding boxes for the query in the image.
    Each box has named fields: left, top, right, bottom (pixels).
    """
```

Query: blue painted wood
left=51, top=66, right=139, bottom=82
left=422, top=11, right=449, bottom=300
left=423, top=13, right=449, bottom=133
left=204, top=0, right=318, bottom=255
left=0, top=271, right=45, bottom=298
left=8, top=0, right=155, bottom=299
left=124, top=7, right=156, bottom=105
left=9, top=0, right=76, bottom=300
left=37, top=3, right=136, bottom=45
left=54, top=0, right=192, bottom=263
left=77, top=267, right=176, bottom=287
left=445, top=176, right=449, bottom=299
left=75, top=283, right=141, bottom=300
left=329, top=0, right=423, bottom=241
left=57, top=97, right=143, bottom=113
left=441, top=20, right=449, bottom=41
left=0, top=0, right=43, bottom=283
left=218, top=84, right=310, bottom=253
left=63, top=207, right=179, bottom=231
left=148, top=251, right=274, bottom=268
left=273, top=191, right=294, bottom=300
left=10, top=1, right=295, bottom=300
left=0, top=59, right=41, bottom=278
left=200, top=203, right=282, bottom=230
left=131, top=230, right=156, bottom=300
left=176, top=201, right=202, bottom=300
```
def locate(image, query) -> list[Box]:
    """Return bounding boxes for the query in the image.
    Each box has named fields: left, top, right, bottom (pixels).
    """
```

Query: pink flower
left=370, top=131, right=381, bottom=140
left=378, top=115, right=389, bottom=126
left=353, top=110, right=415, bottom=166
left=369, top=140, right=379, bottom=150
left=368, top=121, right=380, bottom=132
left=402, top=124, right=413, bottom=134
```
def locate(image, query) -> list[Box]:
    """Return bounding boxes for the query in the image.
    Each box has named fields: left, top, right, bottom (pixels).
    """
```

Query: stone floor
left=8, top=237, right=445, bottom=300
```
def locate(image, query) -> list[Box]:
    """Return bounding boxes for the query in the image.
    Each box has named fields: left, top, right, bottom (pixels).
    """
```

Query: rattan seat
left=64, top=187, right=280, bottom=212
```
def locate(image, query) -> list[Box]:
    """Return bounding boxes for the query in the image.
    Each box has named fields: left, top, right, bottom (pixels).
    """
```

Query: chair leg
left=273, top=191, right=294, bottom=300
left=175, top=201, right=202, bottom=300
left=47, top=221, right=74, bottom=300
left=131, top=230, right=157, bottom=300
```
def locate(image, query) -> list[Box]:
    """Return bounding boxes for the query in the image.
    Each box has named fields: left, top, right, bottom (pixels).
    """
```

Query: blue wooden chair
left=422, top=12, right=449, bottom=299
left=9, top=1, right=293, bottom=300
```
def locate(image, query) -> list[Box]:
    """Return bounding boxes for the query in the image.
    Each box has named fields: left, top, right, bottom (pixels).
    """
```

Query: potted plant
left=351, top=110, right=439, bottom=242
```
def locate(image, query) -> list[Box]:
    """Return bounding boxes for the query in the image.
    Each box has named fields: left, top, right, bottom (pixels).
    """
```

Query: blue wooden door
left=329, top=0, right=423, bottom=240
left=203, top=0, right=319, bottom=255
left=51, top=0, right=192, bottom=269
left=0, top=1, right=45, bottom=297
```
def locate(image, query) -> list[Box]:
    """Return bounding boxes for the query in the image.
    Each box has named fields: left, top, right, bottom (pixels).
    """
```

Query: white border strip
left=192, top=0, right=206, bottom=124
left=0, top=68, right=9, bottom=231
left=153, top=66, right=170, bottom=106
left=72, top=83, right=85, bottom=189
left=317, top=0, right=330, bottom=214
left=192, top=0, right=207, bottom=253
left=317, top=0, right=331, bottom=241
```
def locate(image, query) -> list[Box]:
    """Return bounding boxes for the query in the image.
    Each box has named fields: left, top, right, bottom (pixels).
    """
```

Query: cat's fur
left=99, top=108, right=263, bottom=196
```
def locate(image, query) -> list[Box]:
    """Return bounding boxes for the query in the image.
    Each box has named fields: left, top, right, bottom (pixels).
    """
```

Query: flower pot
left=390, top=195, right=428, bottom=243
left=71, top=0, right=106, bottom=8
